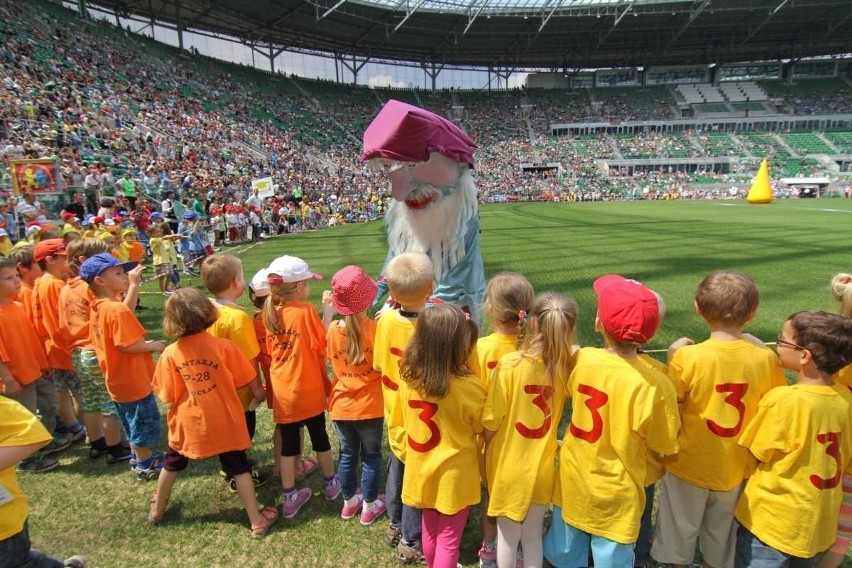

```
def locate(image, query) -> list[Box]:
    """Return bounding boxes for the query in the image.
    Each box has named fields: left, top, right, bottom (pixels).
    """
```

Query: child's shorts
left=544, top=505, right=635, bottom=568
left=71, top=348, right=115, bottom=416
left=161, top=447, right=253, bottom=477
left=154, top=263, right=173, bottom=278
left=48, top=368, right=83, bottom=398
left=114, top=392, right=162, bottom=448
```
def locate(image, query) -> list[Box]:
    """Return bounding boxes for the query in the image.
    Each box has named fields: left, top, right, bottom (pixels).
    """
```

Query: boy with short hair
left=0, top=396, right=86, bottom=566
left=373, top=252, right=434, bottom=564
left=9, top=245, right=42, bottom=330
left=32, top=239, right=86, bottom=446
left=0, top=257, right=65, bottom=471
left=200, top=254, right=269, bottom=490
left=544, top=274, right=679, bottom=568
left=734, top=311, right=852, bottom=567
left=652, top=270, right=786, bottom=568
left=83, top=253, right=166, bottom=480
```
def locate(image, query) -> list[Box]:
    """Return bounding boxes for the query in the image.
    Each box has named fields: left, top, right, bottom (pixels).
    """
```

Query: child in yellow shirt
left=483, top=292, right=576, bottom=568
left=734, top=311, right=852, bottom=566
left=390, top=303, right=486, bottom=568
left=545, top=275, right=679, bottom=568
left=652, top=270, right=785, bottom=568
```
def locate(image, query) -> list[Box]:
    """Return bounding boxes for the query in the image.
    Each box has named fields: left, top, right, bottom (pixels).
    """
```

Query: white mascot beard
left=386, top=169, right=477, bottom=283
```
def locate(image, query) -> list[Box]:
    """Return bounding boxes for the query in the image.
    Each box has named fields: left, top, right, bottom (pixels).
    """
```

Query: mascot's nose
left=389, top=168, right=414, bottom=202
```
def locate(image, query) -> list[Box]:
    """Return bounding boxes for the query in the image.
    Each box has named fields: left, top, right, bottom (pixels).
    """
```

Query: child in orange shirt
left=32, top=239, right=86, bottom=445
left=249, top=268, right=318, bottom=482
left=121, top=229, right=145, bottom=264
left=8, top=245, right=42, bottom=323
left=263, top=255, right=339, bottom=519
left=324, top=265, right=386, bottom=525
left=59, top=238, right=133, bottom=464
left=82, top=253, right=166, bottom=480
left=148, top=288, right=278, bottom=537
left=0, top=256, right=64, bottom=472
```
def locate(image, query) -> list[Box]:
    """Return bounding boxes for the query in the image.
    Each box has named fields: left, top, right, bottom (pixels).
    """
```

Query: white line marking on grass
left=713, top=203, right=745, bottom=206
left=808, top=208, right=852, bottom=213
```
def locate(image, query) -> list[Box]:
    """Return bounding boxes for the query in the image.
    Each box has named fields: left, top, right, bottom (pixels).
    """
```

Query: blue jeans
left=334, top=418, right=384, bottom=503
left=635, top=484, right=656, bottom=564
left=386, top=452, right=423, bottom=547
left=735, top=525, right=819, bottom=568
left=544, top=506, right=635, bottom=568
left=0, top=520, right=64, bottom=568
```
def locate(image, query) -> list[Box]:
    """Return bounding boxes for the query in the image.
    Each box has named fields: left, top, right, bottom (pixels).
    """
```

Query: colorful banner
left=9, top=159, right=62, bottom=195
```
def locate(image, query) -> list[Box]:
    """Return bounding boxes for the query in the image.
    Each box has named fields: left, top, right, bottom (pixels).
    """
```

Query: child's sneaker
left=65, top=426, right=87, bottom=445
left=133, top=459, right=163, bottom=481
left=105, top=446, right=133, bottom=465
left=395, top=541, right=425, bottom=565
left=227, top=469, right=271, bottom=493
left=130, top=449, right=162, bottom=468
left=478, top=541, right=497, bottom=568
left=341, top=493, right=364, bottom=520
left=360, top=496, right=386, bottom=526
left=280, top=487, right=311, bottom=519
left=323, top=475, right=342, bottom=500
left=17, top=454, right=60, bottom=473
left=41, top=436, right=72, bottom=456
left=63, top=556, right=87, bottom=568
left=385, top=525, right=401, bottom=548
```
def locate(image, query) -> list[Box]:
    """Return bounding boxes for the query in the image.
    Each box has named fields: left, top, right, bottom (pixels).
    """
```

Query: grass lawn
left=21, top=198, right=852, bottom=567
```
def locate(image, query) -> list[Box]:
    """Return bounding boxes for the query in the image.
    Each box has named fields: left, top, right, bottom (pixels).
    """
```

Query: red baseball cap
left=34, top=239, right=67, bottom=262
left=331, top=266, right=377, bottom=316
left=593, top=275, right=659, bottom=344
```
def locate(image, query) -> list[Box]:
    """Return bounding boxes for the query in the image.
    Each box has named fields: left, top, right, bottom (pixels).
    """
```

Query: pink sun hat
left=331, top=266, right=378, bottom=316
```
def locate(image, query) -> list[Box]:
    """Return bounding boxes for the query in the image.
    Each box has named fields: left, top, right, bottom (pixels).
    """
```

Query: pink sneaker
left=360, top=496, right=387, bottom=526
left=280, top=487, right=311, bottom=519
left=341, top=493, right=364, bottom=520
left=478, top=541, right=497, bottom=568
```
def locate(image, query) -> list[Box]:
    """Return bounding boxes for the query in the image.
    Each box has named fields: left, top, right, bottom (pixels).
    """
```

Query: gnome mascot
left=361, top=100, right=486, bottom=323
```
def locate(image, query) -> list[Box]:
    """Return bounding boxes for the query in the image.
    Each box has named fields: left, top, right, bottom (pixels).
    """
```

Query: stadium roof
left=95, top=0, right=852, bottom=69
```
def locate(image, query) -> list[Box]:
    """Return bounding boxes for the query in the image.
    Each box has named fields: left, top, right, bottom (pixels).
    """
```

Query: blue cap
left=150, top=211, right=164, bottom=219
left=182, top=211, right=197, bottom=219
left=79, top=253, right=138, bottom=283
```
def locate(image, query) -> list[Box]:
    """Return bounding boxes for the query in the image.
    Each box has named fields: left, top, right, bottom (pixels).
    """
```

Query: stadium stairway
left=815, top=133, right=840, bottom=153
left=771, top=134, right=800, bottom=159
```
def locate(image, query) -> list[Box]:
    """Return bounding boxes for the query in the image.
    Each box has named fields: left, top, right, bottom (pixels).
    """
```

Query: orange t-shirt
left=89, top=298, right=154, bottom=403
left=265, top=302, right=328, bottom=424
left=123, top=241, right=144, bottom=263
left=253, top=313, right=272, bottom=371
left=326, top=318, right=383, bottom=421
left=152, top=332, right=256, bottom=459
left=0, top=302, right=48, bottom=386
left=58, top=277, right=95, bottom=350
left=16, top=282, right=38, bottom=328
left=33, top=273, right=73, bottom=370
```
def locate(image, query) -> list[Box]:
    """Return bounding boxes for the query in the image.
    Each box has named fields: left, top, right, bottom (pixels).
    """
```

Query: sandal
left=251, top=506, right=279, bottom=538
left=295, top=456, right=318, bottom=481
left=148, top=491, right=167, bottom=525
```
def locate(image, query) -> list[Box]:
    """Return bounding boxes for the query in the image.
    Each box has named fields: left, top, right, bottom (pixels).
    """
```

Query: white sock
left=344, top=495, right=360, bottom=507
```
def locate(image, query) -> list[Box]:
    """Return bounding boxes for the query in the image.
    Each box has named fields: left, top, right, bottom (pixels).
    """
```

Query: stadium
left=3, top=0, right=852, bottom=566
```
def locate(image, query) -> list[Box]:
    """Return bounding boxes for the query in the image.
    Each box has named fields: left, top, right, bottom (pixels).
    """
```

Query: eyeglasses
left=776, top=334, right=806, bottom=351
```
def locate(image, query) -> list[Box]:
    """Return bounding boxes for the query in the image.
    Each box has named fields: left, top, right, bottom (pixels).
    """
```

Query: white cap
left=0, top=229, right=7, bottom=237
left=249, top=268, right=270, bottom=297
left=267, top=255, right=322, bottom=284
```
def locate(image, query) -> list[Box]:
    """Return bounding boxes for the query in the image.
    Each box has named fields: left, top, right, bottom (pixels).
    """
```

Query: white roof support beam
left=666, top=0, right=711, bottom=50
left=321, top=0, right=347, bottom=19
left=538, top=0, right=564, bottom=33
left=393, top=0, right=429, bottom=33
left=826, top=4, right=852, bottom=38
left=463, top=0, right=490, bottom=37
left=740, top=0, right=789, bottom=47
left=598, top=0, right=636, bottom=47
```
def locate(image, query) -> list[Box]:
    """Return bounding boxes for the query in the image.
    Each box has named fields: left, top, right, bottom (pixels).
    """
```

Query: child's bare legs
left=233, top=472, right=265, bottom=527
left=58, top=391, right=79, bottom=431
left=316, top=449, right=334, bottom=478
left=158, top=274, right=168, bottom=293
left=102, top=415, right=123, bottom=447
left=81, top=412, right=104, bottom=443
left=279, top=454, right=298, bottom=489
left=135, top=446, right=152, bottom=462
left=151, top=469, right=178, bottom=519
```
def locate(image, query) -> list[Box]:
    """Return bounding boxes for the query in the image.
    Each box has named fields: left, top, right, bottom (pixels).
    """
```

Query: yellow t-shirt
left=835, top=364, right=852, bottom=392
left=373, top=309, right=416, bottom=458
left=207, top=303, right=260, bottom=409
left=636, top=353, right=679, bottom=486
left=665, top=339, right=786, bottom=491
left=0, top=238, right=10, bottom=257
left=557, top=348, right=680, bottom=544
left=469, top=333, right=518, bottom=388
left=392, top=373, right=486, bottom=514
left=149, top=237, right=177, bottom=267
left=735, top=384, right=852, bottom=558
left=482, top=351, right=567, bottom=521
left=0, top=397, right=53, bottom=540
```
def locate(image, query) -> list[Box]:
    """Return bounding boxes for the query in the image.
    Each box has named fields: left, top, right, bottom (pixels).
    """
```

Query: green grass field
left=21, top=199, right=852, bottom=567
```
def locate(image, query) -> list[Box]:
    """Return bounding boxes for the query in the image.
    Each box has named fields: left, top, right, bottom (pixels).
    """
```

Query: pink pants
left=422, top=507, right=470, bottom=568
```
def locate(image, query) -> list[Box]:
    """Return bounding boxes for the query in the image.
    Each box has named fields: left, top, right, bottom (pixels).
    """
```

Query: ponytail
left=343, top=314, right=366, bottom=365
left=521, top=292, right=578, bottom=384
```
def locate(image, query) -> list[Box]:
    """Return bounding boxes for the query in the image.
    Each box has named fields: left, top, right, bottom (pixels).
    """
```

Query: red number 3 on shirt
left=515, top=385, right=553, bottom=439
left=810, top=431, right=842, bottom=490
left=706, top=383, right=748, bottom=438
left=408, top=400, right=441, bottom=453
left=569, top=384, right=608, bottom=443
